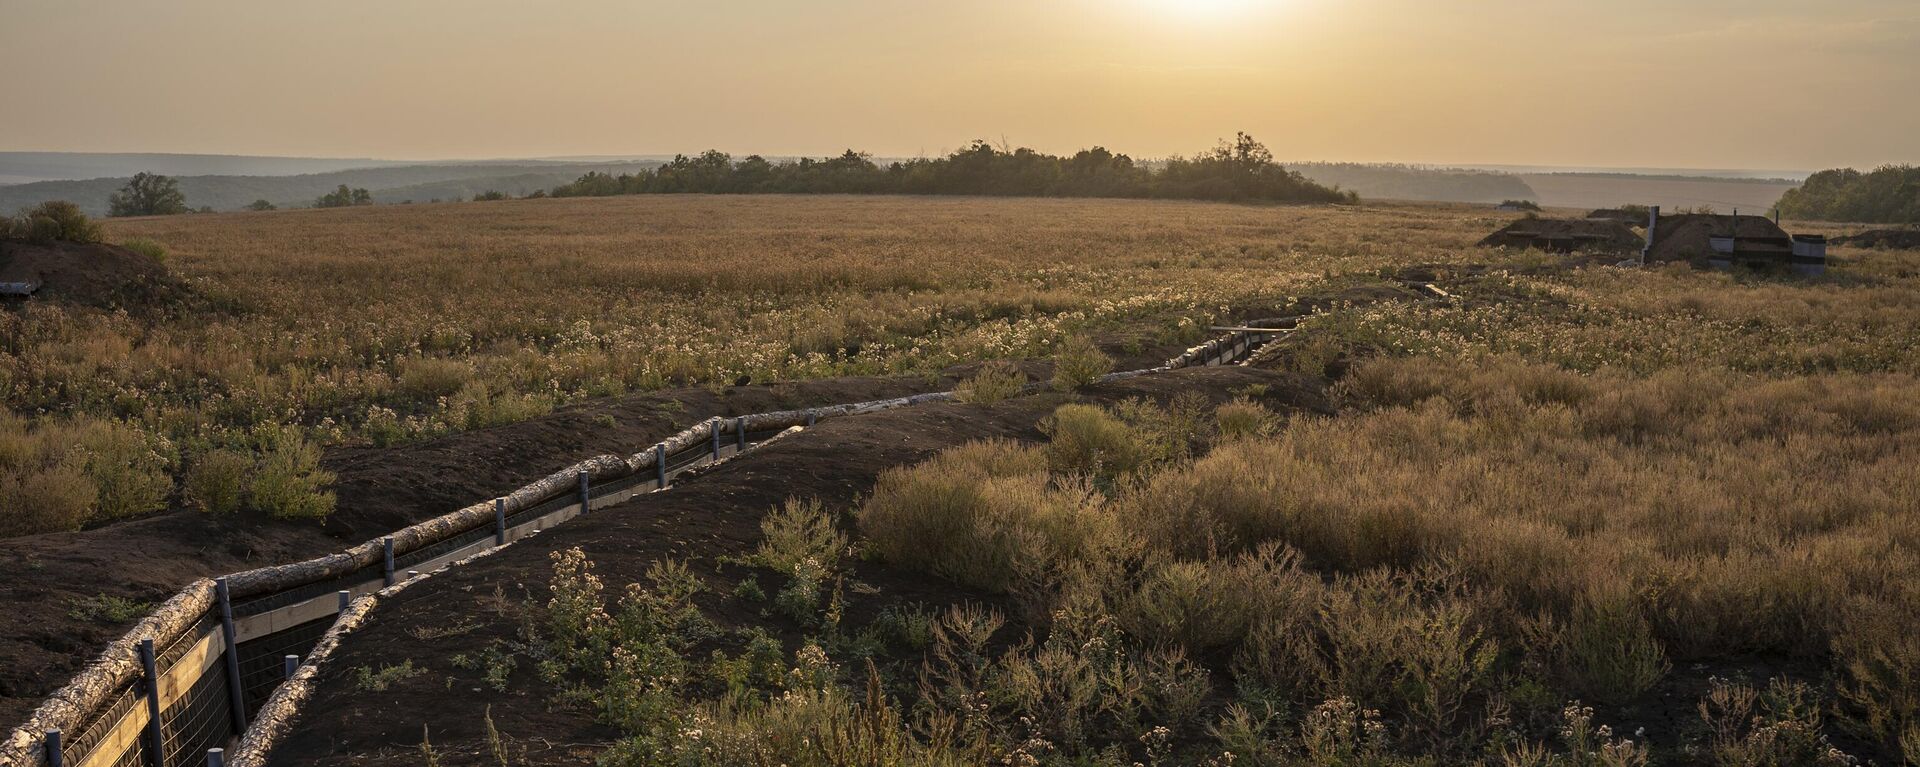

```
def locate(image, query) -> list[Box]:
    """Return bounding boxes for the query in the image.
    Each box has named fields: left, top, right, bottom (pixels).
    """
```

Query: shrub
left=1050, top=336, right=1113, bottom=391
left=186, top=449, right=251, bottom=514
left=75, top=420, right=172, bottom=523
left=954, top=361, right=1027, bottom=404
left=1039, top=403, right=1148, bottom=479
left=248, top=426, right=336, bottom=519
left=8, top=201, right=103, bottom=244
left=1556, top=591, right=1669, bottom=705
left=857, top=439, right=1127, bottom=592
left=750, top=497, right=846, bottom=580
left=1215, top=397, right=1277, bottom=441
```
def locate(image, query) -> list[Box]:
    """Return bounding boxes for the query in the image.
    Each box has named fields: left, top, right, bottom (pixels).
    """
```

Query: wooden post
left=494, top=498, right=507, bottom=546
left=138, top=639, right=163, bottom=767
left=43, top=729, right=60, bottom=767
left=382, top=537, right=396, bottom=587
left=215, top=578, right=248, bottom=733
left=577, top=471, right=591, bottom=513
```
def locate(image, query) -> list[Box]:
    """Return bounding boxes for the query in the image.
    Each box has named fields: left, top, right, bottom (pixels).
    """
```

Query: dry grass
left=857, top=357, right=1920, bottom=762
left=4, top=196, right=1506, bottom=534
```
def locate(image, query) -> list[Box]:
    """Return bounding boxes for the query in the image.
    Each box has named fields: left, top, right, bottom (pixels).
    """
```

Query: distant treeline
left=548, top=134, right=1357, bottom=204
left=1776, top=166, right=1919, bottom=224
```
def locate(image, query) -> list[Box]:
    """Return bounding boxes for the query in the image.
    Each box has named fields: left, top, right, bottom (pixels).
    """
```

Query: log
left=224, top=590, right=380, bottom=767
left=1, top=580, right=217, bottom=767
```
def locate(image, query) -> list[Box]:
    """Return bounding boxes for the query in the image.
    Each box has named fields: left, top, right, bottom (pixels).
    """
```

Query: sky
left=3, top=0, right=1916, bottom=171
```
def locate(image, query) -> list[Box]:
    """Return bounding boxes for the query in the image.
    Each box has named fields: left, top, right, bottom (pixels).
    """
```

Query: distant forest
left=1776, top=166, right=1920, bottom=224
left=548, top=135, right=1357, bottom=204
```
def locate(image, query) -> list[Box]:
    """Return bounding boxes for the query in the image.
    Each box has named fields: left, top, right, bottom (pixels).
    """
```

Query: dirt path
left=260, top=366, right=1324, bottom=766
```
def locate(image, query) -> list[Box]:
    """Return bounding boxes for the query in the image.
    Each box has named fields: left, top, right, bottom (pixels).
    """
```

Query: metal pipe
left=283, top=654, right=298, bottom=680
left=577, top=471, right=590, bottom=513
left=337, top=590, right=350, bottom=613
left=382, top=537, right=396, bottom=587
left=735, top=416, right=746, bottom=451
left=43, top=729, right=61, bottom=767
left=494, top=498, right=506, bottom=546
left=655, top=445, right=667, bottom=488
left=207, top=748, right=224, bottom=767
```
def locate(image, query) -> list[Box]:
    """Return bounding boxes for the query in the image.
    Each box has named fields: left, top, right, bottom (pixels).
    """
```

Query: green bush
left=248, top=426, right=337, bottom=519
left=953, top=361, right=1027, bottom=404
left=186, top=449, right=251, bottom=514
left=1050, top=336, right=1113, bottom=392
left=76, top=420, right=173, bottom=522
left=7, top=201, right=103, bottom=244
left=1040, top=403, right=1146, bottom=479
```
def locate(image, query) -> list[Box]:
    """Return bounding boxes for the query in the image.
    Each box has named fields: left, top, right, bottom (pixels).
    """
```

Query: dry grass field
left=3, top=195, right=1495, bottom=535
left=7, top=194, right=1920, bottom=765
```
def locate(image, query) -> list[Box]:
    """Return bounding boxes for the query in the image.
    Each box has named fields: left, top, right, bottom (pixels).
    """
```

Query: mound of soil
left=0, top=240, right=185, bottom=309
left=261, top=365, right=1324, bottom=767
left=1478, top=218, right=1643, bottom=254
left=1834, top=229, right=1920, bottom=250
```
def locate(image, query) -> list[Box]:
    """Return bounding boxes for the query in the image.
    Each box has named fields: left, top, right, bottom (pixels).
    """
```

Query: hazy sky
left=5, top=0, right=1916, bottom=170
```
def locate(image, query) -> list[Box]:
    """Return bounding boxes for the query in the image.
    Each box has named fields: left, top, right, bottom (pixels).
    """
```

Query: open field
left=4, top=195, right=1502, bottom=538
left=6, top=195, right=1920, bottom=766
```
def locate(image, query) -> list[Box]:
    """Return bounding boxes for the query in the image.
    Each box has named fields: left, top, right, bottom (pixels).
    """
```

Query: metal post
left=382, top=537, right=396, bottom=587
left=337, top=590, right=351, bottom=613
left=494, top=498, right=507, bottom=545
left=214, top=578, right=248, bottom=732
left=735, top=416, right=746, bottom=451
left=407, top=570, right=420, bottom=581
left=283, top=654, right=297, bottom=680
left=206, top=748, right=224, bottom=767
left=710, top=418, right=721, bottom=459
left=43, top=729, right=61, bottom=767
left=655, top=444, right=667, bottom=488
left=806, top=409, right=816, bottom=427
left=577, top=471, right=590, bottom=513
left=138, top=639, right=163, bottom=767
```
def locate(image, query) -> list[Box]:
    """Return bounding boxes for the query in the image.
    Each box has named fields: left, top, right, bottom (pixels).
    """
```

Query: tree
left=315, top=185, right=374, bottom=208
left=107, top=172, right=190, bottom=217
left=246, top=199, right=277, bottom=211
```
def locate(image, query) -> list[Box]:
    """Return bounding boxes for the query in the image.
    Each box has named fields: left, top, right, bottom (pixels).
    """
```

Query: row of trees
left=550, top=134, right=1357, bottom=204
left=1776, top=165, right=1919, bottom=224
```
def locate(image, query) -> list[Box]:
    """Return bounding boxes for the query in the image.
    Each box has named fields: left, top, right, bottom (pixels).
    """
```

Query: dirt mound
left=1477, top=218, right=1642, bottom=254
left=0, top=240, right=185, bottom=309
left=1834, top=229, right=1920, bottom=250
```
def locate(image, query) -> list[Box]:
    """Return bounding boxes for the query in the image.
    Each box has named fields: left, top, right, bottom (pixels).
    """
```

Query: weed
left=354, top=660, right=422, bottom=692
left=66, top=593, right=152, bottom=624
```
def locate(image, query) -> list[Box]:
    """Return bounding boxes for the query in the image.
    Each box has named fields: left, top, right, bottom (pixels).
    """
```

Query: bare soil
left=0, top=241, right=186, bottom=309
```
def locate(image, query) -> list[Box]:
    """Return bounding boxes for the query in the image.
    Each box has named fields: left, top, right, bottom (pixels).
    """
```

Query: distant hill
left=0, top=162, right=663, bottom=214
left=1518, top=173, right=1801, bottom=213
left=0, top=152, right=415, bottom=185
left=1291, top=163, right=1536, bottom=203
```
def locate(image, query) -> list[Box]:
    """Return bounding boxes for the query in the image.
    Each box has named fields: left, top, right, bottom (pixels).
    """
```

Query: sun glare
left=1146, top=0, right=1264, bottom=21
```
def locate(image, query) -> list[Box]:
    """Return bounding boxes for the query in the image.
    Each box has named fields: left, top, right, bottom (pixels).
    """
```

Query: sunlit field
left=3, top=195, right=1498, bottom=535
